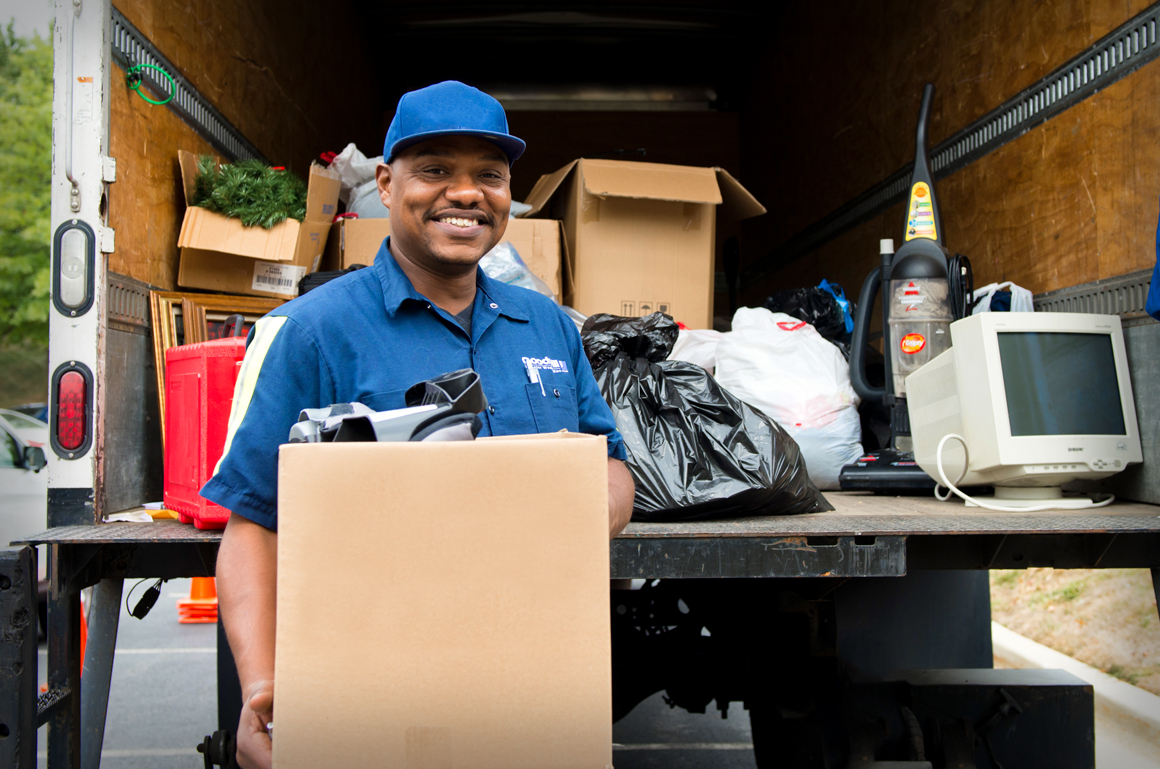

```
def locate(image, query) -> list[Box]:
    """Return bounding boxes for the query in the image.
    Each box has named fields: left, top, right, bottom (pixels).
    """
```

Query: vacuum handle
left=915, top=83, right=934, bottom=160
left=850, top=265, right=886, bottom=403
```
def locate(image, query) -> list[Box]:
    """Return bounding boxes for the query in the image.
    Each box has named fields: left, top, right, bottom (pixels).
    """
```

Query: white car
left=0, top=416, right=48, bottom=578
left=0, top=409, right=49, bottom=447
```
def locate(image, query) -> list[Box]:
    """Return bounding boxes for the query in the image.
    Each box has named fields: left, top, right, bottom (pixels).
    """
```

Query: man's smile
left=428, top=209, right=493, bottom=236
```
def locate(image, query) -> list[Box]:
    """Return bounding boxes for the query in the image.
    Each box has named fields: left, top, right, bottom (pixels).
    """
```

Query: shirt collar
left=374, top=237, right=531, bottom=323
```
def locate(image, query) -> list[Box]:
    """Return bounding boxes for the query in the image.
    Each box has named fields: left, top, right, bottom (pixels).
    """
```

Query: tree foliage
left=0, top=22, right=52, bottom=345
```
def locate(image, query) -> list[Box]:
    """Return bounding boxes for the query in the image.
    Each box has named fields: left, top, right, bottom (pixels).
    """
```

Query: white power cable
left=934, top=433, right=1114, bottom=512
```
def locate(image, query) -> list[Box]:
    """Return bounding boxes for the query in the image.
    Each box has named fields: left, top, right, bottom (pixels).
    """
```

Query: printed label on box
left=252, top=263, right=306, bottom=295
left=621, top=301, right=672, bottom=317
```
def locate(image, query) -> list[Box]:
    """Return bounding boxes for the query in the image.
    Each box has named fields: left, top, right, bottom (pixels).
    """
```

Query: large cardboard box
left=274, top=433, right=612, bottom=768
left=521, top=159, right=765, bottom=329
left=176, top=151, right=341, bottom=300
left=322, top=217, right=567, bottom=300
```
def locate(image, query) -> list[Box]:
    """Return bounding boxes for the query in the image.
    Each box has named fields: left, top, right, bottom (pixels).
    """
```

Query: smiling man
left=201, top=81, right=634, bottom=769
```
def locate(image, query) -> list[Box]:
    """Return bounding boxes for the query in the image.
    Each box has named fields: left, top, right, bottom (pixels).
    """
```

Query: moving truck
left=22, top=0, right=1160, bottom=766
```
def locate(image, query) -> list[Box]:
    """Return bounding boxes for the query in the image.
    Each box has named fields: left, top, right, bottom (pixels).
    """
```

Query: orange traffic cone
left=79, top=602, right=88, bottom=676
left=177, top=577, right=218, bottom=624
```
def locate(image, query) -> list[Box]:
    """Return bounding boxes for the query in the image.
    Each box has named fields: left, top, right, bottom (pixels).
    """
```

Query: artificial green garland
left=190, top=155, right=308, bottom=229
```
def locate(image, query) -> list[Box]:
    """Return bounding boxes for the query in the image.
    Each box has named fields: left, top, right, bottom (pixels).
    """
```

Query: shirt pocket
left=361, top=388, right=409, bottom=412
left=524, top=383, right=579, bottom=434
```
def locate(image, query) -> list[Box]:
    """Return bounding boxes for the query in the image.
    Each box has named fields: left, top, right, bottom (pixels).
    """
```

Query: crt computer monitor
left=906, top=312, right=1142, bottom=508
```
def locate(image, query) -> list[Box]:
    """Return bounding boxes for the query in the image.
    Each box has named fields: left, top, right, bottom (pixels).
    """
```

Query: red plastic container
left=164, top=337, right=247, bottom=529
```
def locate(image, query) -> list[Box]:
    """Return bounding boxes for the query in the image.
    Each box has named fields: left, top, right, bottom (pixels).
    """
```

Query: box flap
left=557, top=220, right=574, bottom=303
left=519, top=160, right=580, bottom=217
left=304, top=163, right=341, bottom=223
left=581, top=159, right=722, bottom=205
left=714, top=167, right=767, bottom=220
left=178, top=150, right=212, bottom=207
left=178, top=207, right=301, bottom=262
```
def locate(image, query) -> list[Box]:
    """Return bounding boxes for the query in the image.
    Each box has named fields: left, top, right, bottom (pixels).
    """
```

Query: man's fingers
left=244, top=680, right=275, bottom=720
left=248, top=690, right=274, bottom=719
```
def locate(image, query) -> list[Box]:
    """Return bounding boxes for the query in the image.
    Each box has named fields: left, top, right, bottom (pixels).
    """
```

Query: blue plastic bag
left=818, top=279, right=855, bottom=334
left=1148, top=198, right=1160, bottom=321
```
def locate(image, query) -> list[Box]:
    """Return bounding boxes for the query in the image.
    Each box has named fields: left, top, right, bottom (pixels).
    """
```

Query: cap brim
left=387, top=129, right=526, bottom=164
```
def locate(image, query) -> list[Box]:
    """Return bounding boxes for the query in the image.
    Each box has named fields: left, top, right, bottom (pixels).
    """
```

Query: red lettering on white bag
left=777, top=321, right=807, bottom=331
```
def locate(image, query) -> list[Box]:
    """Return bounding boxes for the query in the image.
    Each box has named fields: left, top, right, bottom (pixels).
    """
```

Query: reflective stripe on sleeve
left=213, top=315, right=289, bottom=475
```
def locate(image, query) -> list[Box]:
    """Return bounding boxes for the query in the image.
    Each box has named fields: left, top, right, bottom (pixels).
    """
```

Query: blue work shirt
left=200, top=239, right=625, bottom=530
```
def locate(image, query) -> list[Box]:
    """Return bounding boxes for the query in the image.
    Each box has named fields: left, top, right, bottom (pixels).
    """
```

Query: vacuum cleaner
left=288, top=368, right=488, bottom=444
left=841, top=83, right=971, bottom=492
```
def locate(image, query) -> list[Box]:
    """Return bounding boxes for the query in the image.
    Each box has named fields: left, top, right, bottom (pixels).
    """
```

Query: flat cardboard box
left=521, top=159, right=765, bottom=329
left=176, top=151, right=341, bottom=300
left=322, top=217, right=567, bottom=300
left=274, top=433, right=612, bottom=769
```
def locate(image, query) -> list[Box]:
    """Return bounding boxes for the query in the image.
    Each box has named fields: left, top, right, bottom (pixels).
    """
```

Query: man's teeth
left=438, top=217, right=480, bottom=228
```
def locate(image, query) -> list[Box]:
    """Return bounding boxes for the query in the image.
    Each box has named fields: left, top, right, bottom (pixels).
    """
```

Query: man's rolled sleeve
left=564, top=315, right=627, bottom=461
left=199, top=315, right=334, bottom=530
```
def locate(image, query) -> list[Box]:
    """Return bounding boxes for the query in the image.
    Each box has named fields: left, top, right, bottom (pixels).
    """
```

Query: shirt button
left=488, top=406, right=495, bottom=415
left=553, top=388, right=561, bottom=398
left=490, top=303, right=498, bottom=309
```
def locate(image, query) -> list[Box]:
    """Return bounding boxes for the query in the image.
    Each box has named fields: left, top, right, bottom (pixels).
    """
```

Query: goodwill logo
left=523, top=356, right=569, bottom=374
left=522, top=356, right=569, bottom=395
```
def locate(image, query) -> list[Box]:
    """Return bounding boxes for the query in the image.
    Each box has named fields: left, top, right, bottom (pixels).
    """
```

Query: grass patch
left=1049, top=580, right=1086, bottom=603
left=992, top=571, right=1018, bottom=588
left=0, top=343, right=49, bottom=407
left=1107, top=665, right=1144, bottom=686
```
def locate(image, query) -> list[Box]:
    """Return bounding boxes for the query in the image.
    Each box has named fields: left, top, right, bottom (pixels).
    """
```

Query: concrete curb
left=991, top=621, right=1160, bottom=747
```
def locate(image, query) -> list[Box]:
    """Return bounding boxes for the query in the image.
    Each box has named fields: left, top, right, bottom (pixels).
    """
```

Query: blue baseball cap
left=384, top=81, right=526, bottom=164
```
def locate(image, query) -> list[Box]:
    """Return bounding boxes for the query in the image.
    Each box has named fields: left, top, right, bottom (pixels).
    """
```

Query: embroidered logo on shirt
left=522, top=356, right=569, bottom=395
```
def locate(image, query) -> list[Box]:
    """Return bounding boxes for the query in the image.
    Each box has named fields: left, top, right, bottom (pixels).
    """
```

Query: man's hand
left=236, top=679, right=274, bottom=769
left=608, top=458, right=634, bottom=539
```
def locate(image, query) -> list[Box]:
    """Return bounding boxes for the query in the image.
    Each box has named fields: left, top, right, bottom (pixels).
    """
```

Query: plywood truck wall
left=107, top=0, right=380, bottom=290
left=739, top=1, right=1160, bottom=308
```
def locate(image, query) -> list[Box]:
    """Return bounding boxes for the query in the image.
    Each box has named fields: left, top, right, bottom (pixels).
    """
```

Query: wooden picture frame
left=149, top=291, right=284, bottom=448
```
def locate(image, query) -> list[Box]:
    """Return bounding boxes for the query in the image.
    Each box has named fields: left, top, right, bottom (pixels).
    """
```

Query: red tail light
left=57, top=371, right=87, bottom=450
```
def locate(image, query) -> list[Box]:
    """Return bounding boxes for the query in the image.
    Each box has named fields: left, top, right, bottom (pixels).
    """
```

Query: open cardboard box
left=322, top=216, right=569, bottom=301
left=273, top=433, right=612, bottom=768
left=520, top=159, right=766, bottom=329
left=176, top=151, right=341, bottom=300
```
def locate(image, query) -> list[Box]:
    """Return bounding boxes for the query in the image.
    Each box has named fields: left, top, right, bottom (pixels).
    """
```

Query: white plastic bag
left=478, top=242, right=557, bottom=302
left=715, top=308, right=863, bottom=490
left=669, top=329, right=724, bottom=375
left=971, top=281, right=1034, bottom=313
left=328, top=143, right=390, bottom=218
left=327, top=143, right=380, bottom=205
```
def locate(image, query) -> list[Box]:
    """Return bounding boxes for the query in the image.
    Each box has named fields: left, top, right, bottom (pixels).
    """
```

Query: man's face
left=377, top=135, right=511, bottom=272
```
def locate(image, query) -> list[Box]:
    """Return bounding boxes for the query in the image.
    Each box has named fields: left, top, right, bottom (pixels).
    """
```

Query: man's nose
left=444, top=172, right=485, bottom=206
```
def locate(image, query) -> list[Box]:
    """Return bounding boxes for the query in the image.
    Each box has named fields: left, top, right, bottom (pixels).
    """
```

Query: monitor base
left=963, top=486, right=1098, bottom=510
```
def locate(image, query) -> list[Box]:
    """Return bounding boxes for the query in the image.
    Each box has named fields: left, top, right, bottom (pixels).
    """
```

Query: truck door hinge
left=102, top=156, right=117, bottom=183
left=100, top=227, right=115, bottom=254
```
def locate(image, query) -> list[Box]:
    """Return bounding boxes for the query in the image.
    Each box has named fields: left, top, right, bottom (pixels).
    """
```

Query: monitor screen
left=997, top=332, right=1126, bottom=436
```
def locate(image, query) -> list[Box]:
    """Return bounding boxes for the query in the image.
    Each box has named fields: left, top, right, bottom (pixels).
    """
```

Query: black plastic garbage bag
left=582, top=313, right=831, bottom=522
left=764, top=287, right=848, bottom=342
left=582, top=312, right=680, bottom=369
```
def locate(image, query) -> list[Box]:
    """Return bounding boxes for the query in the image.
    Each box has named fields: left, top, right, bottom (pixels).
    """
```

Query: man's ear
left=375, top=162, right=392, bottom=209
